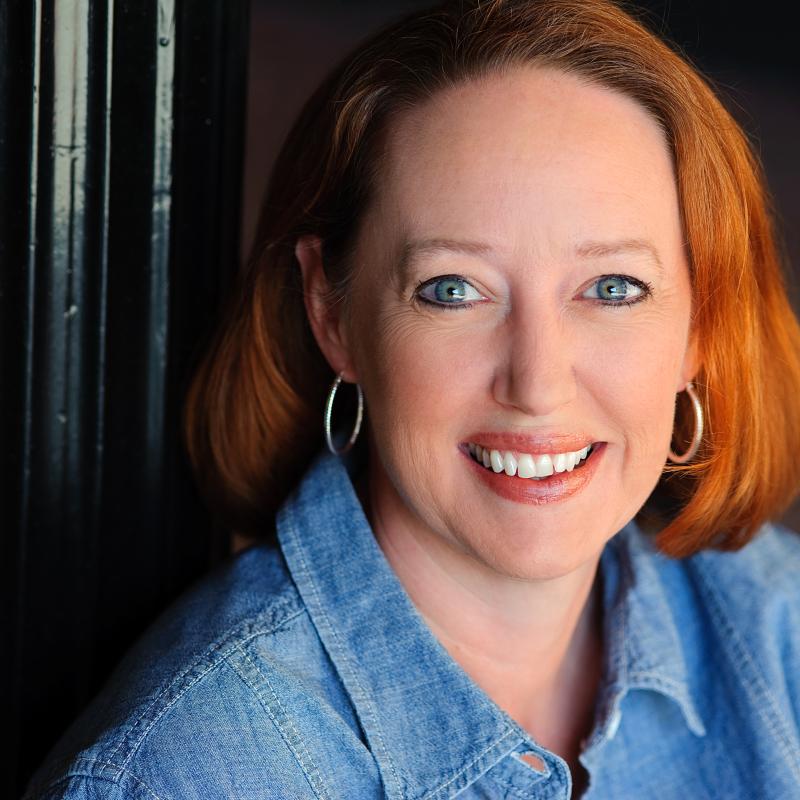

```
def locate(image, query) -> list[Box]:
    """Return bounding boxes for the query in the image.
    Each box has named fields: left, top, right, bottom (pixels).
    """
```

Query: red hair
left=182, top=0, right=800, bottom=556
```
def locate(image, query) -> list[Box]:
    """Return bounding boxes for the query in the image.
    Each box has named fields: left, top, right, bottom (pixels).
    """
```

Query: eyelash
left=414, top=274, right=480, bottom=311
left=414, top=274, right=654, bottom=311
left=592, top=276, right=654, bottom=307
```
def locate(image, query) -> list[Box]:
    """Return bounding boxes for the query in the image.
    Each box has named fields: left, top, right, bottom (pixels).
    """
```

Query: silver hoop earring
left=324, top=372, right=364, bottom=456
left=668, top=381, right=703, bottom=464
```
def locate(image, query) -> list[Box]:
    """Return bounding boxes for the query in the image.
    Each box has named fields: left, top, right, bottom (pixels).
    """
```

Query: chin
left=454, top=514, right=609, bottom=582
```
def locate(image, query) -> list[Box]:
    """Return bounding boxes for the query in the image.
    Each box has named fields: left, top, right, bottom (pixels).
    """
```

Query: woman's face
left=323, top=67, right=696, bottom=580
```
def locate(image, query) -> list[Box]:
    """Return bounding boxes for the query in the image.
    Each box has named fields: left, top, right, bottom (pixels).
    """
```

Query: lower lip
left=462, top=443, right=606, bottom=505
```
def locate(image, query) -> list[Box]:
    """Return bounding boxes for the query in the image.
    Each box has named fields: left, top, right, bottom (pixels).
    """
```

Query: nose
left=491, top=307, right=577, bottom=417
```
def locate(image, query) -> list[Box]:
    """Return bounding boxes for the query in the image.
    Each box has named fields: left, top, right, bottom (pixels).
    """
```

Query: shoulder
left=612, top=521, right=800, bottom=773
left=682, top=523, right=800, bottom=732
left=623, top=519, right=800, bottom=614
left=638, top=521, right=800, bottom=659
left=619, top=520, right=800, bottom=703
left=686, top=521, right=800, bottom=613
left=23, top=545, right=375, bottom=800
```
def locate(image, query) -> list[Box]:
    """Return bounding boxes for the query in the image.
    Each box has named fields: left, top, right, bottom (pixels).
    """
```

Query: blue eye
left=582, top=275, right=649, bottom=305
left=416, top=276, right=484, bottom=309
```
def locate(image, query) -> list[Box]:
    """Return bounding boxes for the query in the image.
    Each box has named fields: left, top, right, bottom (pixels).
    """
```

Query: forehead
left=362, top=66, right=680, bottom=273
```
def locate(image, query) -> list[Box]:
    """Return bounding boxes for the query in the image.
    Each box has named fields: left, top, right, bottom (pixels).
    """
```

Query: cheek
left=581, top=320, right=687, bottom=462
left=355, top=299, right=689, bottom=459
left=358, top=309, right=486, bottom=410
left=352, top=311, right=491, bottom=507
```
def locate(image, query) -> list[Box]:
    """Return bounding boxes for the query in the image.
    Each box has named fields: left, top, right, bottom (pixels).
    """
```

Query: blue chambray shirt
left=23, top=448, right=800, bottom=799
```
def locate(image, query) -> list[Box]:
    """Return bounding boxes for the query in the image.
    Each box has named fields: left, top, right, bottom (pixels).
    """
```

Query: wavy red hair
left=182, top=0, right=800, bottom=555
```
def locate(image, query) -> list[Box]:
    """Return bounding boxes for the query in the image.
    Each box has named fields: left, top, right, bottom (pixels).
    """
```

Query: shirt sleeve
left=27, top=772, right=149, bottom=800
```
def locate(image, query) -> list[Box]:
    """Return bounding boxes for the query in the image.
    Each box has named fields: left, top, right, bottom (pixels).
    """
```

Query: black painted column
left=0, top=1, right=249, bottom=794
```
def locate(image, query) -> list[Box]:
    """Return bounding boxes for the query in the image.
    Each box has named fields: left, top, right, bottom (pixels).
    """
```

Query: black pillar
left=0, top=1, right=250, bottom=794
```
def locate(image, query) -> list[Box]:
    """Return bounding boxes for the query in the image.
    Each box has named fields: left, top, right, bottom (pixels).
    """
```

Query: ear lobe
left=294, top=234, right=355, bottom=380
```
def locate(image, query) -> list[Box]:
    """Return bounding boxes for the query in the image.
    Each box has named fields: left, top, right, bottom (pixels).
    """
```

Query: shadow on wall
left=242, top=0, right=800, bottom=532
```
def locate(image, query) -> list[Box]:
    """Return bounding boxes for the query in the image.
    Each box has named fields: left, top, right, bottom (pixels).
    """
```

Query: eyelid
left=414, top=274, right=487, bottom=307
left=579, top=274, right=652, bottom=303
left=413, top=273, right=651, bottom=310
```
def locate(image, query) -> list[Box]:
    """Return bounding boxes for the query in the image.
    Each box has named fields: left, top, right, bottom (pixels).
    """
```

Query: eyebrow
left=395, top=237, right=494, bottom=285
left=395, top=235, right=664, bottom=284
left=575, top=238, right=664, bottom=277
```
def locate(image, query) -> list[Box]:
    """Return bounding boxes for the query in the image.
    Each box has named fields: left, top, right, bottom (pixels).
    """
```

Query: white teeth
left=490, top=449, right=504, bottom=473
left=517, top=453, right=536, bottom=478
left=535, top=454, right=554, bottom=477
left=468, top=442, right=594, bottom=480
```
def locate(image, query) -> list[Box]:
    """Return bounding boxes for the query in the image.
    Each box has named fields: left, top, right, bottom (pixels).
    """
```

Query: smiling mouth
left=466, top=442, right=596, bottom=480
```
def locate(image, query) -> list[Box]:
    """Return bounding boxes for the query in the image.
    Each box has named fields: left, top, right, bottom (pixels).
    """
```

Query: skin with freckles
left=296, top=66, right=698, bottom=787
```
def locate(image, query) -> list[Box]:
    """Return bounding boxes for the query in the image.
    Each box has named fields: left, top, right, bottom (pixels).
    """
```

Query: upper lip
left=463, top=432, right=597, bottom=455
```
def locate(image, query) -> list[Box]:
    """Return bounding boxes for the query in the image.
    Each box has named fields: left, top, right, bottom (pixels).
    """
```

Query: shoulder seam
left=224, top=640, right=331, bottom=800
left=102, top=603, right=307, bottom=776
left=24, top=756, right=166, bottom=800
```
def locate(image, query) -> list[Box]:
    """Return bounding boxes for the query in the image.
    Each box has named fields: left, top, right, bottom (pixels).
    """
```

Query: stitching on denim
left=285, top=506, right=405, bottom=798
left=485, top=776, right=543, bottom=799
left=485, top=773, right=550, bottom=800
left=32, top=757, right=166, bottom=800
left=626, top=672, right=685, bottom=689
left=692, top=558, right=800, bottom=782
left=226, top=640, right=331, bottom=800
left=478, top=748, right=564, bottom=800
left=422, top=728, right=518, bottom=800
left=614, top=542, right=632, bottom=686
left=624, top=672, right=706, bottom=735
left=611, top=539, right=709, bottom=738
left=610, top=544, right=631, bottom=706
left=587, top=545, right=633, bottom=747
left=104, top=606, right=306, bottom=776
left=540, top=750, right=569, bottom=798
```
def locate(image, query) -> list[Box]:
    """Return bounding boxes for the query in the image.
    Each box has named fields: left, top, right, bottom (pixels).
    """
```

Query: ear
left=678, top=329, right=701, bottom=391
left=295, top=234, right=357, bottom=382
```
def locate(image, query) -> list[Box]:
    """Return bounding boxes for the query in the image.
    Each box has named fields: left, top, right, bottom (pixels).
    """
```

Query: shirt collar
left=277, top=449, right=542, bottom=799
left=591, top=519, right=707, bottom=747
left=277, top=449, right=705, bottom=798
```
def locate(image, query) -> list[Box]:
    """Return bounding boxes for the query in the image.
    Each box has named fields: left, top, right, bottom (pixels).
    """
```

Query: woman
left=24, top=1, right=800, bottom=798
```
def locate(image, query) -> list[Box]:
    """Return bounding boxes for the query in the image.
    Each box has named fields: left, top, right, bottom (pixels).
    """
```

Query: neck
left=357, top=460, right=605, bottom=759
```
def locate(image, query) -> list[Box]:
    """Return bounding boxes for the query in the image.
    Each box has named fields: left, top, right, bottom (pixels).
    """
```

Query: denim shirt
left=24, top=449, right=800, bottom=799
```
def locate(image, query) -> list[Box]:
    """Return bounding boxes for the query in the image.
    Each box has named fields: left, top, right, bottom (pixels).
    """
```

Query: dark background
left=6, top=1, right=798, bottom=796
